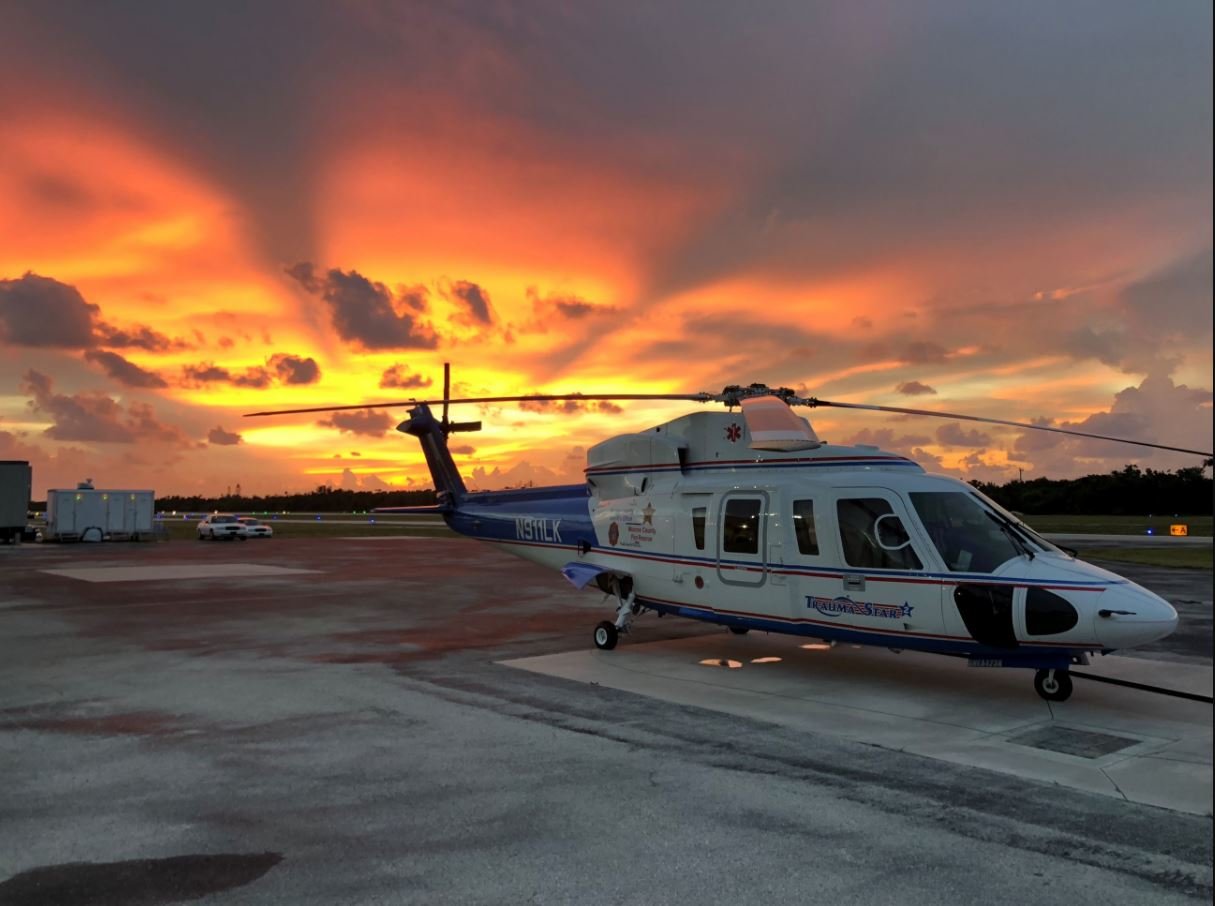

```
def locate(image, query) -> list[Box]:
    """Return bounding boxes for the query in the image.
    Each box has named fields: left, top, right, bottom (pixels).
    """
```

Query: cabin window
left=792, top=499, right=819, bottom=555
left=836, top=498, right=922, bottom=570
left=722, top=498, right=762, bottom=554
left=692, top=507, right=706, bottom=550
left=1025, top=588, right=1079, bottom=635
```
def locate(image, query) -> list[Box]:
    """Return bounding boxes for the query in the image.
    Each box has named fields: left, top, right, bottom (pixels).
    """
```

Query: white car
left=237, top=517, right=274, bottom=538
left=197, top=513, right=247, bottom=541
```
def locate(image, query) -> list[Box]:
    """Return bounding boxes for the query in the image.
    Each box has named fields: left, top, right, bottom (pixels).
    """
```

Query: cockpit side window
left=836, top=498, right=922, bottom=570
left=908, top=491, right=1021, bottom=573
left=792, top=499, right=819, bottom=555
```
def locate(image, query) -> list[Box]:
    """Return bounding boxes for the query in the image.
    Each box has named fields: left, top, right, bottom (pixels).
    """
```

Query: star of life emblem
left=725, top=423, right=742, bottom=442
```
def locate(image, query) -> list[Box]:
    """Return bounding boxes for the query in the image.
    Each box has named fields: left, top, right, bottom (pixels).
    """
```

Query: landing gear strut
left=1034, top=668, right=1073, bottom=702
left=593, top=577, right=636, bottom=651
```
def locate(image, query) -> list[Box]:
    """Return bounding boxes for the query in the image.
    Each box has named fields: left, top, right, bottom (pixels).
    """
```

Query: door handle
left=843, top=575, right=866, bottom=592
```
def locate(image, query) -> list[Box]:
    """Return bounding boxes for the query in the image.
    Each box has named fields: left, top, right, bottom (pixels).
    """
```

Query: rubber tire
left=1034, top=669, right=1073, bottom=702
left=728, top=626, right=750, bottom=635
left=593, top=621, right=618, bottom=651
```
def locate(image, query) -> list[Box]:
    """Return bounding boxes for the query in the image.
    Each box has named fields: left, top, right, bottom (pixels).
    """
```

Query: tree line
left=972, top=465, right=1212, bottom=516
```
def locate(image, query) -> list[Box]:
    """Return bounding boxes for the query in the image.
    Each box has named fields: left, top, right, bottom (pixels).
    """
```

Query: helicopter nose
left=1093, top=586, right=1178, bottom=650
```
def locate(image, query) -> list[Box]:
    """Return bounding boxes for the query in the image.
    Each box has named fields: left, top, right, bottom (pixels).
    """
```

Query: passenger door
left=824, top=489, right=944, bottom=640
left=716, top=493, right=767, bottom=588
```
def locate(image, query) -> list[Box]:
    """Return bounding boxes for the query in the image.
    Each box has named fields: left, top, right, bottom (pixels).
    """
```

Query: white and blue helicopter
left=249, top=366, right=1210, bottom=702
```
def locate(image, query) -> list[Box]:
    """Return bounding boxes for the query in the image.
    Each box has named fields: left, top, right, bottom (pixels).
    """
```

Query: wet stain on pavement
left=0, top=852, right=283, bottom=906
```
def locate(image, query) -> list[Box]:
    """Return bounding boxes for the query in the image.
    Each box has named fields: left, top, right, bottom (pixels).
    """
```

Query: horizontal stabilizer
left=560, top=562, right=632, bottom=591
left=741, top=395, right=822, bottom=451
left=372, top=505, right=446, bottom=515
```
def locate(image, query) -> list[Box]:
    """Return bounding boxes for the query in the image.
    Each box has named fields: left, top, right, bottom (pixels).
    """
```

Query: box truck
left=0, top=460, right=32, bottom=544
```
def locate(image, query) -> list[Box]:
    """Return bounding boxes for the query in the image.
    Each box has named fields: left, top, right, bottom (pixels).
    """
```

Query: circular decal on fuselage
left=608, top=522, right=619, bottom=546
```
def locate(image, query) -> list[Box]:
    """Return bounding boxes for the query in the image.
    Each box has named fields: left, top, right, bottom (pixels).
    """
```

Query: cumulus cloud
left=0, top=273, right=98, bottom=347
left=286, top=262, right=438, bottom=349
left=1011, top=374, right=1212, bottom=472
left=180, top=353, right=319, bottom=388
left=21, top=370, right=187, bottom=444
left=895, top=380, right=936, bottom=396
left=843, top=427, right=933, bottom=451
left=936, top=423, right=992, bottom=448
left=83, top=350, right=168, bottom=388
left=96, top=322, right=185, bottom=352
left=318, top=409, right=394, bottom=437
left=268, top=353, right=320, bottom=384
left=449, top=280, right=494, bottom=325
left=379, top=365, right=433, bottom=390
left=207, top=426, right=242, bottom=445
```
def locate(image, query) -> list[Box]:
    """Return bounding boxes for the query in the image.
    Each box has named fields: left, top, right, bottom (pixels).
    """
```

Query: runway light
left=750, top=657, right=782, bottom=664
left=699, top=658, right=743, bottom=669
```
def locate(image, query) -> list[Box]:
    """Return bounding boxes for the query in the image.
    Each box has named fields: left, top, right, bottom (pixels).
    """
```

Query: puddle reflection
left=750, top=657, right=782, bottom=664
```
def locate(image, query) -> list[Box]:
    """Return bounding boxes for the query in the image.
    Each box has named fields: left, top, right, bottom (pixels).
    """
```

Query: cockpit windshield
left=909, top=491, right=1053, bottom=573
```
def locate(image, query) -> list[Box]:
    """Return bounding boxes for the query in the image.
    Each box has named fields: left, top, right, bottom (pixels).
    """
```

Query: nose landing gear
left=1034, top=668, right=1074, bottom=702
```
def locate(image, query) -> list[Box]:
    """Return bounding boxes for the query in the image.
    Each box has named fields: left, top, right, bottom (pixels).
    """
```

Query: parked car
left=197, top=513, right=247, bottom=540
left=237, top=517, right=273, bottom=538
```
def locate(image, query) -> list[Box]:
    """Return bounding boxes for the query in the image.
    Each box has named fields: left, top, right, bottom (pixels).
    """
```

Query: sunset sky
left=1, top=1, right=1211, bottom=498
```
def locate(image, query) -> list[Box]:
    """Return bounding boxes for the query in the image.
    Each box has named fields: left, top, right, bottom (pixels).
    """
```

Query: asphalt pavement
left=0, top=538, right=1210, bottom=904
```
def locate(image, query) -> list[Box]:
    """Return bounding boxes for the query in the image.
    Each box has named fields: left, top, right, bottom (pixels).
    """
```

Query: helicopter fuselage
left=396, top=404, right=1179, bottom=701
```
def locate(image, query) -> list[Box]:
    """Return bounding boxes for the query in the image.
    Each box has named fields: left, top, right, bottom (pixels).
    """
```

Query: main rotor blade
left=802, top=399, right=1213, bottom=457
left=244, top=392, right=714, bottom=418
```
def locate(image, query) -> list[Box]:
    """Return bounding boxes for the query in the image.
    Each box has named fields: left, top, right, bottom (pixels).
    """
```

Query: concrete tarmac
left=0, top=538, right=1211, bottom=904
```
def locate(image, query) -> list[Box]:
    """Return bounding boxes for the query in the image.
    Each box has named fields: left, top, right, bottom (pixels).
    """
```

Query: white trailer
left=0, top=460, right=32, bottom=544
left=45, top=487, right=156, bottom=542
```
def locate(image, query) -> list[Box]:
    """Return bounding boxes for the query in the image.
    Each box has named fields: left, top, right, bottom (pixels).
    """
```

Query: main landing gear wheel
left=593, top=621, right=618, bottom=651
left=1034, top=669, right=1073, bottom=702
left=728, top=626, right=750, bottom=635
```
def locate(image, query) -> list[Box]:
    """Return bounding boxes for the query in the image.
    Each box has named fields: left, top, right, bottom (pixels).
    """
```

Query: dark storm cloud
left=207, top=426, right=242, bottom=446
left=450, top=281, right=494, bottom=325
left=21, top=369, right=186, bottom=444
left=379, top=365, right=433, bottom=390
left=318, top=410, right=393, bottom=437
left=0, top=273, right=98, bottom=347
left=83, top=350, right=168, bottom=388
left=1, top=273, right=189, bottom=354
left=1121, top=248, right=1213, bottom=334
left=936, top=423, right=992, bottom=448
left=896, top=381, right=936, bottom=396
left=286, top=262, right=438, bottom=350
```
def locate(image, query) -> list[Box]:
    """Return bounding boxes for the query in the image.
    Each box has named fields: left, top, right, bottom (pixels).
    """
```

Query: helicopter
left=247, top=365, right=1211, bottom=702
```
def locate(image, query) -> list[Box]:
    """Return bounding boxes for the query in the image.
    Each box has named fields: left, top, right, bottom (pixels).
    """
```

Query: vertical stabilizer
left=397, top=404, right=467, bottom=505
